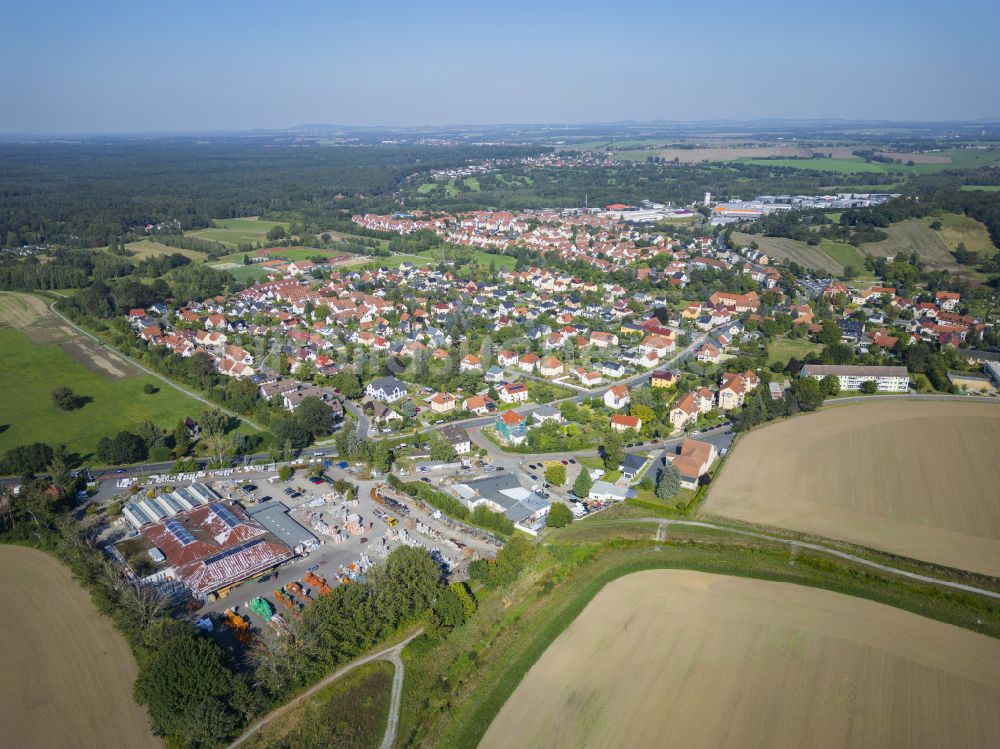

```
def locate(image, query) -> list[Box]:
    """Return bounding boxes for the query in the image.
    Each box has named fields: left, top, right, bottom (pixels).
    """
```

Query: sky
left=2, top=0, right=998, bottom=134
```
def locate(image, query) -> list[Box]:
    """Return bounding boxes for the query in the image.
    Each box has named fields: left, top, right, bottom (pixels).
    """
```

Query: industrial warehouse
left=138, top=501, right=294, bottom=597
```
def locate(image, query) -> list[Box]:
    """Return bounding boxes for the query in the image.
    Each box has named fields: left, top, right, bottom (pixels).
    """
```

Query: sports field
left=480, top=570, right=1000, bottom=749
left=0, top=292, right=206, bottom=460
left=0, top=545, right=160, bottom=749
left=705, top=401, right=1000, bottom=576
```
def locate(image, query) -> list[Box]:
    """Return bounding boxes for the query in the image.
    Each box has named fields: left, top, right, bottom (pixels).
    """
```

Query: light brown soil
left=705, top=401, right=1000, bottom=576
left=0, top=545, right=161, bottom=749
left=480, top=570, right=1000, bottom=749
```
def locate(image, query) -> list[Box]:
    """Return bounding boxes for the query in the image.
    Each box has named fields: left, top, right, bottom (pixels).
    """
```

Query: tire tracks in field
left=599, top=517, right=1000, bottom=600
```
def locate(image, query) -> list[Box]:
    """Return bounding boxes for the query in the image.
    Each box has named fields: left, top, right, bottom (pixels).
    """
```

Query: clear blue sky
left=2, top=0, right=998, bottom=133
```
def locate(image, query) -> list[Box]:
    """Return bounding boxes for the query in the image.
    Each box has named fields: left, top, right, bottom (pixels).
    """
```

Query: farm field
left=245, top=661, right=392, bottom=749
left=0, top=293, right=208, bottom=460
left=480, top=569, right=1000, bottom=749
left=705, top=401, right=1000, bottom=577
left=0, top=545, right=161, bottom=749
left=188, top=217, right=290, bottom=247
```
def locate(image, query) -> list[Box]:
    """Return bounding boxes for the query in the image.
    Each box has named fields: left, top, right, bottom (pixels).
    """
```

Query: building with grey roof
left=246, top=501, right=318, bottom=554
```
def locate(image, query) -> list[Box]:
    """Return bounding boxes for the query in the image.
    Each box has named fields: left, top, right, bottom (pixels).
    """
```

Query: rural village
left=2, top=113, right=1000, bottom=749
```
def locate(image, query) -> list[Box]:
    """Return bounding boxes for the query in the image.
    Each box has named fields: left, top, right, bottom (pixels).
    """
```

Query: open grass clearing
left=732, top=232, right=844, bottom=275
left=416, top=248, right=517, bottom=271
left=481, top=569, right=1000, bottom=749
left=340, top=253, right=435, bottom=273
left=934, top=212, right=997, bottom=256
left=188, top=217, right=290, bottom=247
left=962, top=184, right=1000, bottom=191
left=123, top=239, right=208, bottom=262
left=0, top=327, right=208, bottom=460
left=862, top=218, right=954, bottom=262
left=0, top=545, right=161, bottom=749
left=705, top=401, right=1000, bottom=577
left=766, top=335, right=821, bottom=366
left=245, top=661, right=392, bottom=749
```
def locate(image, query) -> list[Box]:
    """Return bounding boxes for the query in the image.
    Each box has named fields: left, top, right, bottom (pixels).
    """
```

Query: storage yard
left=0, top=546, right=161, bottom=749
left=481, top=570, right=1000, bottom=749
left=108, top=460, right=499, bottom=630
left=704, top=400, right=1000, bottom=577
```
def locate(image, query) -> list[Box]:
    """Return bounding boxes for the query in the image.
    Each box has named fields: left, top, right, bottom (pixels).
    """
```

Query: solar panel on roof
left=201, top=537, right=265, bottom=566
left=165, top=518, right=196, bottom=545
left=209, top=502, right=242, bottom=529
left=156, top=493, right=184, bottom=514
left=172, top=487, right=197, bottom=509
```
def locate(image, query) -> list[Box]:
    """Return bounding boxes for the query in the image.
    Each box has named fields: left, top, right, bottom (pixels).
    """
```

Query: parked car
left=421, top=477, right=431, bottom=483
left=568, top=458, right=576, bottom=464
left=560, top=459, right=568, bottom=465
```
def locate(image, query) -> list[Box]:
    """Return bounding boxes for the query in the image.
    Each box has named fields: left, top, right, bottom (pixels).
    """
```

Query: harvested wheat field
left=0, top=546, right=161, bottom=749
left=480, top=570, right=1000, bottom=749
left=705, top=400, right=1000, bottom=576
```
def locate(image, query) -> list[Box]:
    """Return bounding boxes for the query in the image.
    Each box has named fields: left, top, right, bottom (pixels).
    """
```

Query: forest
left=0, top=139, right=546, bottom=248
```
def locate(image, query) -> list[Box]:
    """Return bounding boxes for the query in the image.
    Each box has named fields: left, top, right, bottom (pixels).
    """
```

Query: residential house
left=460, top=354, right=482, bottom=372
left=429, top=392, right=457, bottom=414
left=366, top=376, right=408, bottom=403
left=463, top=394, right=496, bottom=415
left=518, top=352, right=540, bottom=372
left=539, top=356, right=564, bottom=378
left=604, top=384, right=630, bottom=410
left=531, top=404, right=564, bottom=426
left=495, top=410, right=527, bottom=446
left=610, top=413, right=642, bottom=433
left=650, top=369, right=676, bottom=388
left=496, top=382, right=530, bottom=404
left=440, top=425, right=471, bottom=455
left=695, top=342, right=721, bottom=364
left=717, top=371, right=760, bottom=411
left=668, top=438, right=718, bottom=490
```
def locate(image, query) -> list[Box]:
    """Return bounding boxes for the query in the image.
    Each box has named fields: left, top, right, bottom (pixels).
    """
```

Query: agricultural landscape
left=3, top=4, right=1000, bottom=748
left=0, top=546, right=161, bottom=749
left=706, top=401, right=1000, bottom=577
left=482, top=570, right=1000, bottom=749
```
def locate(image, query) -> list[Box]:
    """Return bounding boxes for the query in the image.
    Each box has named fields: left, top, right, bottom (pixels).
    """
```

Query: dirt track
left=0, top=545, right=160, bottom=749
left=480, top=570, right=1000, bottom=749
left=705, top=401, right=1000, bottom=577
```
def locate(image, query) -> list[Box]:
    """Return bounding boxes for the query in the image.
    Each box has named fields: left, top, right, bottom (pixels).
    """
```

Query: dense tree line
left=395, top=160, right=895, bottom=214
